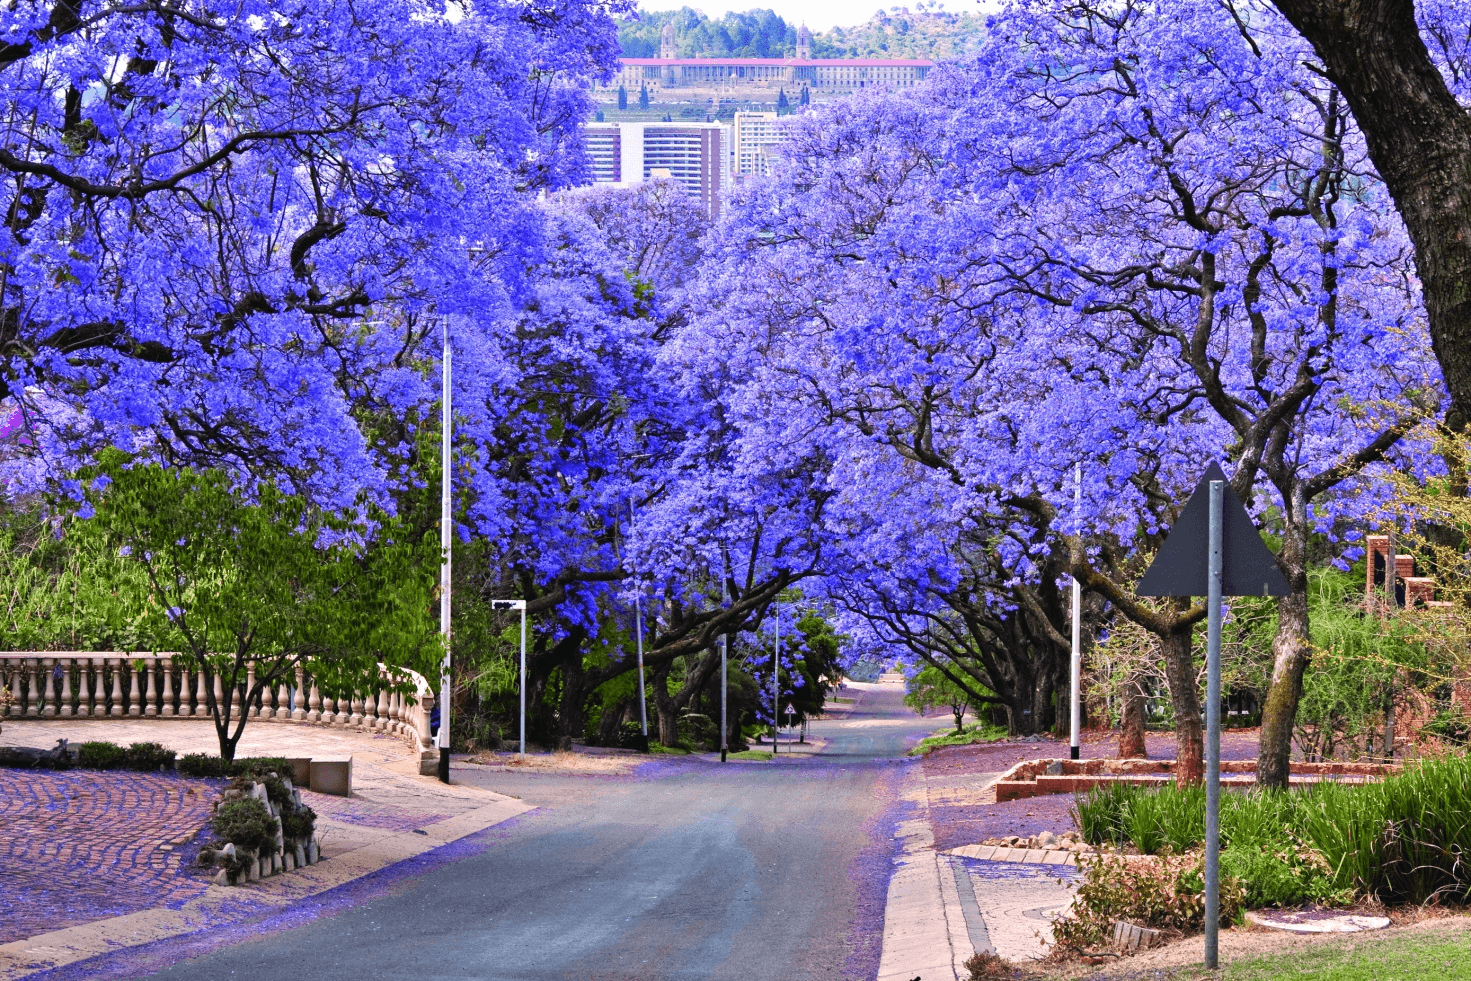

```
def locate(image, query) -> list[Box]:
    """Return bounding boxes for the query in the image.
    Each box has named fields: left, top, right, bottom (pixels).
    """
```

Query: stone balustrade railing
left=0, top=653, right=435, bottom=757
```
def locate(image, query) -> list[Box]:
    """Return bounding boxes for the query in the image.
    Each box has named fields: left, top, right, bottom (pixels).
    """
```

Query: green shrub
left=1075, top=782, right=1204, bottom=853
left=280, top=804, right=316, bottom=841
left=177, top=753, right=233, bottom=778
left=122, top=741, right=176, bottom=771
left=211, top=796, right=278, bottom=854
left=1052, top=851, right=1243, bottom=950
left=176, top=754, right=290, bottom=779
left=1074, top=781, right=1136, bottom=846
left=77, top=741, right=127, bottom=770
left=1220, top=842, right=1351, bottom=908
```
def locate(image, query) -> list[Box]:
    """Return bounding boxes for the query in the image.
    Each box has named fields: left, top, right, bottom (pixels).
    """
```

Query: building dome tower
left=796, top=23, right=811, bottom=60
left=660, top=22, right=677, bottom=60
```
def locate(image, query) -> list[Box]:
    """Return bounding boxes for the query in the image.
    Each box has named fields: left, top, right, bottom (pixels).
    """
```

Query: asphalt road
left=129, top=683, right=937, bottom=981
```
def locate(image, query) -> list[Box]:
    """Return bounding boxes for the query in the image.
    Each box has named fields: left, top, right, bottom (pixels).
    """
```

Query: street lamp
left=491, top=599, right=529, bottom=756
left=438, top=319, right=453, bottom=784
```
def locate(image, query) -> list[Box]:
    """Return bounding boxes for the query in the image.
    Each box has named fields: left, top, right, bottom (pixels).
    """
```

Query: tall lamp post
left=437, top=320, right=453, bottom=784
left=720, top=576, right=729, bottom=763
left=1070, top=462, right=1082, bottom=761
left=771, top=605, right=782, bottom=754
left=490, top=600, right=529, bottom=756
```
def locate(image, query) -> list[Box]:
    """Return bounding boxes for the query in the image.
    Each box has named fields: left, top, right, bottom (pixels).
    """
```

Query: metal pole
left=772, top=607, right=780, bottom=754
left=721, top=577, right=729, bottom=763
left=1205, top=480, right=1224, bottom=969
left=632, top=504, right=648, bottom=743
left=1071, top=462, right=1082, bottom=761
left=526, top=605, right=532, bottom=758
left=1384, top=531, right=1397, bottom=761
left=437, top=319, right=453, bottom=784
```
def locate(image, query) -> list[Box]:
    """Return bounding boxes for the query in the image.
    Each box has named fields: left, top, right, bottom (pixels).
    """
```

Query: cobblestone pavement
left=0, top=719, right=505, bottom=957
left=0, top=769, right=221, bottom=945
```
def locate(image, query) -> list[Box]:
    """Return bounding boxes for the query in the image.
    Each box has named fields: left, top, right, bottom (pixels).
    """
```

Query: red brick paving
left=0, top=769, right=221, bottom=944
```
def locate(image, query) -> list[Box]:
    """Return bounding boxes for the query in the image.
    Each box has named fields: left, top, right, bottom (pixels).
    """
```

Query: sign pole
left=437, top=319, right=453, bottom=785
left=1204, top=480, right=1224, bottom=969
left=1071, top=462, right=1082, bottom=761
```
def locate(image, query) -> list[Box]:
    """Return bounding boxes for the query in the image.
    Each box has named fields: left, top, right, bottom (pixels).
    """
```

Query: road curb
left=0, top=791, right=531, bottom=981
left=877, top=762, right=964, bottom=981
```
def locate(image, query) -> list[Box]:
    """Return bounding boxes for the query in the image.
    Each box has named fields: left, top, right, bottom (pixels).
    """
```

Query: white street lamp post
left=492, top=599, right=529, bottom=756
left=438, top=321, right=453, bottom=784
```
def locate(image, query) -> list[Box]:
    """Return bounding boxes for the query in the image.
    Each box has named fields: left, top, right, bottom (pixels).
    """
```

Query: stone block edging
left=994, top=757, right=1400, bottom=802
left=948, top=843, right=1079, bottom=866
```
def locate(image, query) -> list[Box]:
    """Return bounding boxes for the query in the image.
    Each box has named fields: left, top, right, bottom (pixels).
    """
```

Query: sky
left=630, top=1, right=997, bottom=33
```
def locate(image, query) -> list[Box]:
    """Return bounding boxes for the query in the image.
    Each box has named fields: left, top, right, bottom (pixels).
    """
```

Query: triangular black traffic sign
left=1136, top=462, right=1290, bottom=598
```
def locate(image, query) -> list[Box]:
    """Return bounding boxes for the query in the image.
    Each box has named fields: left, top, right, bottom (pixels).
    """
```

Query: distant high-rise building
left=732, top=111, right=793, bottom=177
left=582, top=121, right=732, bottom=217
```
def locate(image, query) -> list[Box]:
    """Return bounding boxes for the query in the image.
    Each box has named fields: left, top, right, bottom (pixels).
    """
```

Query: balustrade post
left=25, top=658, right=40, bottom=717
left=160, top=658, right=176, bottom=717
left=91, top=657, right=107, bottom=717
left=334, top=693, right=350, bottom=726
left=194, top=665, right=210, bottom=717
left=308, top=682, right=322, bottom=723
left=417, top=693, right=434, bottom=751
left=59, top=658, right=74, bottom=717
left=8, top=661, right=22, bottom=717
left=274, top=680, right=291, bottom=720
left=108, top=659, right=125, bottom=717
left=388, top=690, right=402, bottom=734
left=374, top=689, right=389, bottom=730
left=246, top=664, right=258, bottom=718
left=349, top=691, right=364, bottom=727
left=293, top=666, right=307, bottom=721
left=124, top=659, right=141, bottom=716
left=213, top=672, right=225, bottom=719
left=40, top=657, right=57, bottom=718
left=319, top=691, right=335, bottom=725
left=142, top=659, right=158, bottom=717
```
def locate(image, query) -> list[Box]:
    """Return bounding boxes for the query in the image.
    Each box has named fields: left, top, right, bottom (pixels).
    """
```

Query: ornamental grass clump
left=1072, top=757, right=1471, bottom=907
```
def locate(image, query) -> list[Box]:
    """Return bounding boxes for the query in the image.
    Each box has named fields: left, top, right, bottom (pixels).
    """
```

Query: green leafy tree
left=83, top=461, right=440, bottom=761
left=904, top=663, right=977, bottom=733
left=639, top=82, right=650, bottom=109
left=617, top=84, right=628, bottom=110
left=777, top=87, right=789, bottom=111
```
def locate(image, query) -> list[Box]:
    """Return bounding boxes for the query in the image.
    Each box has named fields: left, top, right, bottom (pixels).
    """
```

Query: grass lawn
left=1218, top=930, right=1471, bottom=981
left=908, top=722, right=1007, bottom=756
left=726, top=750, right=775, bottom=761
left=647, top=744, right=691, bottom=755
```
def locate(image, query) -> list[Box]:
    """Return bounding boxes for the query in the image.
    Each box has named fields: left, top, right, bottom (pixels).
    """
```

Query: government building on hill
left=602, top=23, right=934, bottom=100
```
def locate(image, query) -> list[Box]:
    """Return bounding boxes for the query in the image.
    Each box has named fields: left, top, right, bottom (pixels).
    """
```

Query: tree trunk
left=1159, top=616, right=1203, bottom=787
left=1258, top=502, right=1312, bottom=790
left=1258, top=589, right=1312, bottom=789
left=650, top=661, right=677, bottom=747
left=1268, top=0, right=1471, bottom=422
left=1118, top=672, right=1148, bottom=759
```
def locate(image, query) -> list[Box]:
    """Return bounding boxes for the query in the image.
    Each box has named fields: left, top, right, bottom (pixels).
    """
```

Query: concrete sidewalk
left=0, top=720, right=530, bottom=981
left=877, top=755, right=1079, bottom=980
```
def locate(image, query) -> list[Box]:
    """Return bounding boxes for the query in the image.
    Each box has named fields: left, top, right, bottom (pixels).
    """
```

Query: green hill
left=619, top=5, right=988, bottom=62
